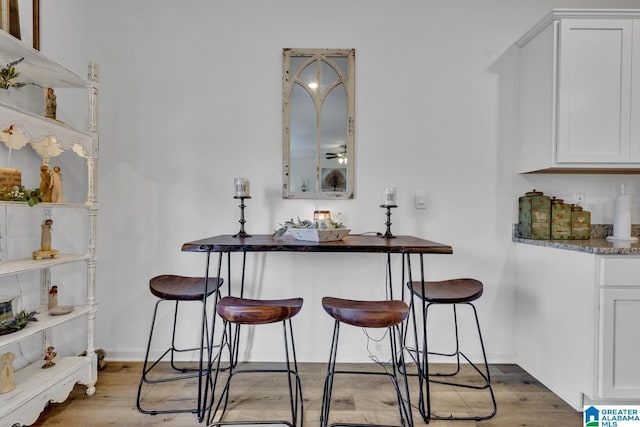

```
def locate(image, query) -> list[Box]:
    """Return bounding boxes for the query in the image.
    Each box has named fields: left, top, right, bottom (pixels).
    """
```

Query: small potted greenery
left=0, top=57, right=26, bottom=90
left=0, top=309, right=37, bottom=336
left=0, top=57, right=45, bottom=115
left=0, top=185, right=43, bottom=206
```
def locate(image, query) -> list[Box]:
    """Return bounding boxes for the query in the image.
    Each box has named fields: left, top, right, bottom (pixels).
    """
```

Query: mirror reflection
left=282, top=48, right=355, bottom=199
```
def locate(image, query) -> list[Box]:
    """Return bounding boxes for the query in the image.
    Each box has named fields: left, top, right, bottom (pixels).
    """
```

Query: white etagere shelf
left=0, top=28, right=99, bottom=426
left=0, top=103, right=92, bottom=153
left=0, top=356, right=92, bottom=427
left=0, top=305, right=91, bottom=349
left=0, top=254, right=88, bottom=277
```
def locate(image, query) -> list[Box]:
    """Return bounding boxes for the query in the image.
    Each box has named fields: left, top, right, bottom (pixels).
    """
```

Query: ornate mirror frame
left=282, top=48, right=355, bottom=199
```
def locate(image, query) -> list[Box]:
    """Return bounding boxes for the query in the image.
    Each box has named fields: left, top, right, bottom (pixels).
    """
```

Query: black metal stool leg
left=137, top=274, right=223, bottom=420
left=389, top=323, right=413, bottom=427
left=418, top=301, right=497, bottom=422
left=320, top=320, right=340, bottom=427
left=283, top=318, right=304, bottom=426
left=137, top=299, right=207, bottom=416
left=208, top=296, right=304, bottom=427
left=321, top=320, right=413, bottom=427
left=207, top=320, right=234, bottom=425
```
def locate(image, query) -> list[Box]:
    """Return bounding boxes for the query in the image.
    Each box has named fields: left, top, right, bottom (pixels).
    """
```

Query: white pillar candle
left=234, top=178, right=250, bottom=197
left=382, top=186, right=397, bottom=206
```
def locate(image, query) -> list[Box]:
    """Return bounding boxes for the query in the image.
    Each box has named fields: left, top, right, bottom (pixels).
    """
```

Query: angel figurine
left=39, top=164, right=52, bottom=202
left=32, top=219, right=58, bottom=260
left=50, top=165, right=64, bottom=203
left=45, top=88, right=57, bottom=120
left=48, top=285, right=58, bottom=310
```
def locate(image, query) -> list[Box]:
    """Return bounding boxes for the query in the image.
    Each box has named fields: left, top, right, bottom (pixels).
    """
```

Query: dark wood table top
left=181, top=234, right=453, bottom=255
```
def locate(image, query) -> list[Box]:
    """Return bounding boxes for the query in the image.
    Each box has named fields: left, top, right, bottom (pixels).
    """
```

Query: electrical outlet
left=575, top=193, right=585, bottom=206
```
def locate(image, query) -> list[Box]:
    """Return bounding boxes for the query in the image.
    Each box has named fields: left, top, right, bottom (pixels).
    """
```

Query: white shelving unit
left=0, top=29, right=98, bottom=426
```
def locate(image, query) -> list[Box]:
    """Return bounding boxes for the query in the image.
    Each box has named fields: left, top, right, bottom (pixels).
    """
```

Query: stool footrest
left=329, top=424, right=407, bottom=427
left=209, top=421, right=295, bottom=427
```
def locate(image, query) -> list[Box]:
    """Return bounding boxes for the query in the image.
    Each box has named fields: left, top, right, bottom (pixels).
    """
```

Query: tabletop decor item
left=33, top=218, right=58, bottom=259
left=0, top=309, right=37, bottom=336
left=273, top=217, right=349, bottom=242
left=0, top=295, right=16, bottom=322
left=48, top=285, right=58, bottom=310
left=550, top=197, right=571, bottom=240
left=313, top=210, right=331, bottom=221
left=0, top=352, right=16, bottom=394
left=607, top=183, right=639, bottom=243
left=0, top=185, right=42, bottom=206
left=0, top=58, right=26, bottom=90
left=42, top=346, right=56, bottom=369
left=233, top=178, right=252, bottom=238
left=0, top=167, right=21, bottom=189
left=518, top=189, right=551, bottom=240
left=45, top=87, right=57, bottom=119
left=380, top=186, right=398, bottom=238
left=570, top=205, right=591, bottom=240
left=49, top=306, right=73, bottom=316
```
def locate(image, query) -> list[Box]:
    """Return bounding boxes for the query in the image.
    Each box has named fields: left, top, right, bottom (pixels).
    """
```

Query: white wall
left=29, top=0, right=640, bottom=363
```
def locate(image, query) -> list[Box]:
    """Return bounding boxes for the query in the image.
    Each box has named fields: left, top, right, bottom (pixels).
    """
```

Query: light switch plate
left=415, top=190, right=427, bottom=209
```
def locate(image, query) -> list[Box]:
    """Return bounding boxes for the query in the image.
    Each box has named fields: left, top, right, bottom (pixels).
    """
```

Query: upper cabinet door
left=557, top=19, right=632, bottom=163
left=630, top=20, right=640, bottom=162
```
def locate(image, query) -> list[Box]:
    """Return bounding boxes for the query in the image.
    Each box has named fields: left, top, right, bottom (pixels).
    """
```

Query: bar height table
left=181, top=233, right=453, bottom=417
left=181, top=233, right=453, bottom=302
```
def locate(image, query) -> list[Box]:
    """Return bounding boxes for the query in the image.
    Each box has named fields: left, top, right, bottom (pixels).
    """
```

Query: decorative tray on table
left=274, top=217, right=350, bottom=242
left=287, top=228, right=350, bottom=242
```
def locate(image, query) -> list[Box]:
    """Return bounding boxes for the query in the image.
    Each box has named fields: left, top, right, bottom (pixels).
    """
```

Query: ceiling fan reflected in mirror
left=325, top=145, right=348, bottom=164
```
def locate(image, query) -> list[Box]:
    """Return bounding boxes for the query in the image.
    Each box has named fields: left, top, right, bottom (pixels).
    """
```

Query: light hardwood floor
left=31, top=362, right=582, bottom=426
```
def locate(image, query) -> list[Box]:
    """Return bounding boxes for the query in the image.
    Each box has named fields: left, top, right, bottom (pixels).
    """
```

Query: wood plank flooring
left=30, top=362, right=582, bottom=426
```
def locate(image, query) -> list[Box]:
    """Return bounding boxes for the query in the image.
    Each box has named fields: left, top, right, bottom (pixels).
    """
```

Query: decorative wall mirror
left=282, top=48, right=355, bottom=199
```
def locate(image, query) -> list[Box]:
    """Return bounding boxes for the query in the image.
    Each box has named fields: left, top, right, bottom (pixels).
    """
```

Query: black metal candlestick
left=233, top=196, right=252, bottom=238
left=379, top=205, right=397, bottom=238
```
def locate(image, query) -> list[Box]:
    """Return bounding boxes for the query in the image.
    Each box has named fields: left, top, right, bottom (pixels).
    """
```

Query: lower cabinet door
left=599, top=288, right=640, bottom=398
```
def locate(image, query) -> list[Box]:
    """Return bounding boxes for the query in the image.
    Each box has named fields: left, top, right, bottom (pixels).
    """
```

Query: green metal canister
left=571, top=205, right=591, bottom=240
left=551, top=197, right=572, bottom=239
left=518, top=190, right=551, bottom=239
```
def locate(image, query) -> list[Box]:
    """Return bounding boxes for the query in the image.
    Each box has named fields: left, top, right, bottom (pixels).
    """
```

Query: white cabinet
left=515, top=244, right=640, bottom=410
left=597, top=257, right=640, bottom=399
left=515, top=245, right=596, bottom=410
left=0, top=30, right=98, bottom=426
left=516, top=9, right=640, bottom=173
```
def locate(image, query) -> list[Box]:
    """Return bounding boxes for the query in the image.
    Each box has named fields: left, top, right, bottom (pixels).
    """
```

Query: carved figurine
left=45, top=87, right=57, bottom=120
left=32, top=219, right=58, bottom=260
left=42, top=346, right=57, bottom=369
left=41, top=219, right=52, bottom=251
left=48, top=285, right=58, bottom=310
left=50, top=165, right=64, bottom=203
left=0, top=352, right=16, bottom=394
left=39, top=164, right=52, bottom=202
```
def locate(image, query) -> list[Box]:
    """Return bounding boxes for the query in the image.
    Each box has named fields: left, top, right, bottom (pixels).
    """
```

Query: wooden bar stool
left=320, top=297, right=413, bottom=427
left=207, top=296, right=304, bottom=427
left=407, top=278, right=497, bottom=422
left=136, top=274, right=223, bottom=421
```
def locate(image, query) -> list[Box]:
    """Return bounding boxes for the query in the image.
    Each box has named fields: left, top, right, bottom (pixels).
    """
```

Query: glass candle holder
left=382, top=186, right=397, bottom=207
left=313, top=210, right=331, bottom=221
left=234, top=177, right=250, bottom=198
